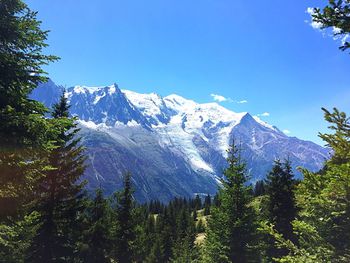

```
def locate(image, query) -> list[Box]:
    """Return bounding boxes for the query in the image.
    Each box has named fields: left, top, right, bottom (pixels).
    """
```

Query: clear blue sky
left=26, top=0, right=350, bottom=145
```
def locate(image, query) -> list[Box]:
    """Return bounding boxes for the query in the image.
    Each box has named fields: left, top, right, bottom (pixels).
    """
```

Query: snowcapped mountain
left=31, top=80, right=330, bottom=202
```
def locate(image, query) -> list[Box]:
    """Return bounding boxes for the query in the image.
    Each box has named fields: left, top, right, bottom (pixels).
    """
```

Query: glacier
left=30, top=80, right=330, bottom=202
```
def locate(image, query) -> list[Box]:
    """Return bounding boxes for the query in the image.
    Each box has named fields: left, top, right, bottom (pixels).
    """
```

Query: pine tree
left=80, top=189, right=113, bottom=263
left=301, top=108, right=350, bottom=260
left=114, top=172, right=136, bottom=263
left=171, top=203, right=197, bottom=262
left=134, top=211, right=156, bottom=262
left=264, top=159, right=297, bottom=259
left=194, top=194, right=202, bottom=210
left=196, top=218, right=206, bottom=233
left=253, top=180, right=266, bottom=197
left=319, top=107, right=350, bottom=165
left=310, top=1, right=350, bottom=52
left=146, top=236, right=165, bottom=263
left=0, top=1, right=58, bottom=260
left=171, top=235, right=197, bottom=263
left=0, top=0, right=58, bottom=210
left=213, top=193, right=220, bottom=207
left=203, top=142, right=259, bottom=263
left=146, top=212, right=170, bottom=262
left=26, top=92, right=86, bottom=262
left=262, top=108, right=350, bottom=262
left=161, top=205, right=177, bottom=261
left=203, top=194, right=211, bottom=216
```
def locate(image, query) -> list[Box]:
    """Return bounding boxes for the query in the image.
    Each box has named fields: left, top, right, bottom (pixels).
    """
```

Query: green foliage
left=25, top=92, right=86, bottom=262
left=196, top=219, right=206, bottom=233
left=203, top=142, right=259, bottom=262
left=80, top=189, right=113, bottom=263
left=0, top=211, right=39, bottom=263
left=253, top=180, right=266, bottom=197
left=319, top=107, right=350, bottom=164
left=0, top=0, right=60, bottom=260
left=259, top=221, right=333, bottom=263
left=114, top=172, right=137, bottom=263
left=1, top=3, right=349, bottom=262
left=311, top=1, right=350, bottom=52
left=171, top=235, right=198, bottom=263
left=203, top=194, right=211, bottom=216
left=0, top=0, right=58, bottom=94
left=0, top=0, right=59, bottom=175
left=264, top=159, right=297, bottom=259
left=263, top=108, right=350, bottom=262
left=193, top=195, right=202, bottom=211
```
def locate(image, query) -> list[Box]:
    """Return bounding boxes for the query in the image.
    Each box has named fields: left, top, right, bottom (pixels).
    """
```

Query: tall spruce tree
left=262, top=108, right=350, bottom=262
left=194, top=194, right=202, bottom=211
left=203, top=142, right=259, bottom=263
left=171, top=235, right=197, bottom=263
left=26, top=92, right=86, bottom=262
left=114, top=172, right=136, bottom=263
left=171, top=206, right=197, bottom=262
left=264, top=159, right=297, bottom=259
left=146, top=236, right=165, bottom=263
left=133, top=208, right=155, bottom=262
left=0, top=0, right=58, bottom=260
left=253, top=180, right=266, bottom=197
left=203, top=194, right=211, bottom=216
left=0, top=0, right=58, bottom=209
left=80, top=189, right=113, bottom=263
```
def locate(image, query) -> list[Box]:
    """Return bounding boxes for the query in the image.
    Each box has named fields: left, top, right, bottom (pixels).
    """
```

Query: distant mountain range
left=31, top=79, right=330, bottom=202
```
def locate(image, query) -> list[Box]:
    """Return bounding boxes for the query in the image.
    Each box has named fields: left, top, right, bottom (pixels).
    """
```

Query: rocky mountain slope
left=31, top=80, right=330, bottom=202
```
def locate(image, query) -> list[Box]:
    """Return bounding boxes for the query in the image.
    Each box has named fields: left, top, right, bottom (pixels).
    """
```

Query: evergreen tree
left=310, top=1, right=350, bottom=52
left=0, top=0, right=58, bottom=210
left=213, top=193, right=220, bottom=207
left=316, top=108, right=350, bottom=259
left=203, top=194, right=211, bottom=216
left=172, top=203, right=197, bottom=262
left=0, top=1, right=58, bottom=260
left=147, top=211, right=172, bottom=262
left=194, top=194, right=202, bottom=210
left=264, top=159, right=297, bottom=259
left=80, top=189, right=113, bottom=263
left=114, top=172, right=136, bottom=263
left=193, top=208, right=198, bottom=222
left=132, top=204, right=153, bottom=263
left=196, top=218, right=206, bottom=233
left=203, top=142, right=259, bottom=263
left=146, top=236, right=165, bottom=263
left=135, top=212, right=156, bottom=262
left=161, top=205, right=177, bottom=261
left=171, top=235, right=197, bottom=263
left=253, top=180, right=266, bottom=197
left=262, top=108, right=350, bottom=262
left=26, top=92, right=86, bottom=262
left=319, top=107, right=350, bottom=165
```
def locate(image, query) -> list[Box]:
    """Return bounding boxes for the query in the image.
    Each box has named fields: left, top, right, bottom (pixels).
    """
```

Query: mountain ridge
left=31, top=80, right=329, bottom=202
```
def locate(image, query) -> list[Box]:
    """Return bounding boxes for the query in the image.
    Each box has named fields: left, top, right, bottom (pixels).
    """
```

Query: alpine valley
left=31, top=80, right=330, bottom=202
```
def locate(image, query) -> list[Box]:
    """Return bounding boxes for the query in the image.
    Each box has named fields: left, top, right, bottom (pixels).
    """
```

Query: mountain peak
left=71, top=83, right=121, bottom=95
left=107, top=83, right=119, bottom=95
left=30, top=79, right=329, bottom=201
left=241, top=112, right=255, bottom=121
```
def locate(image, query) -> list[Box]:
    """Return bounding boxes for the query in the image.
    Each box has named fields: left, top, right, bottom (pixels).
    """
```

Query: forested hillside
left=1, top=0, right=350, bottom=262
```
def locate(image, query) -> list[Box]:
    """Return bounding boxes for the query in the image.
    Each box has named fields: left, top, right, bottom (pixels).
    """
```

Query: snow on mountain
left=121, top=90, right=175, bottom=126
left=123, top=90, right=249, bottom=172
left=63, top=84, right=151, bottom=128
left=31, top=80, right=330, bottom=202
